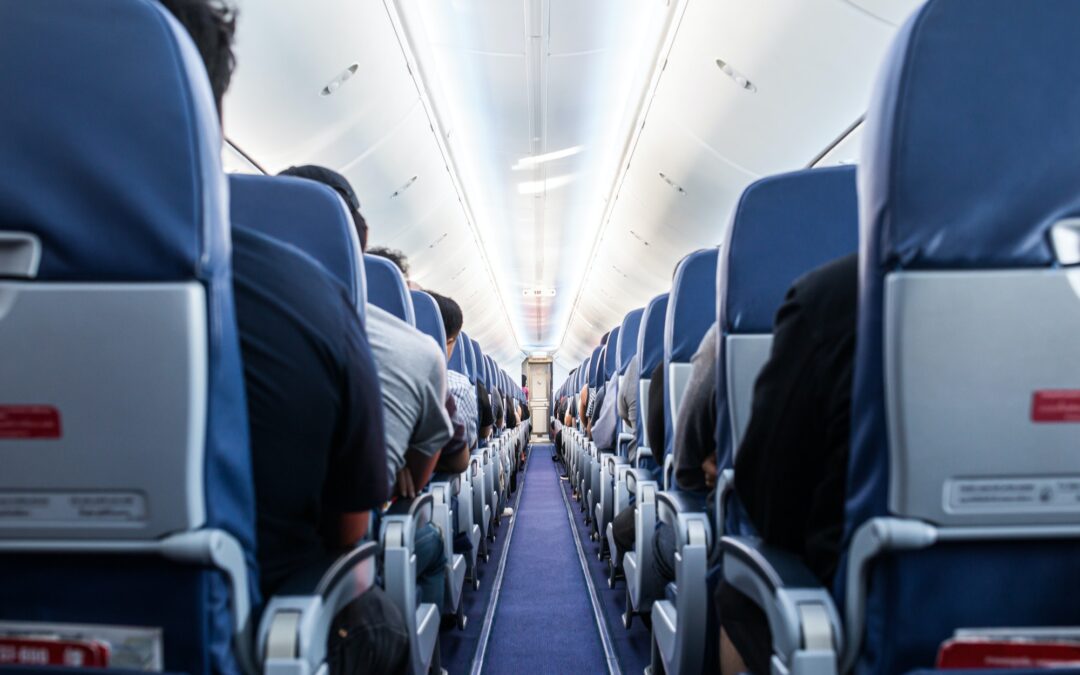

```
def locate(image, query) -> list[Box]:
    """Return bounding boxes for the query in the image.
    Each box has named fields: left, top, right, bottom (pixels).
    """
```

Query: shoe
left=501, top=507, right=514, bottom=517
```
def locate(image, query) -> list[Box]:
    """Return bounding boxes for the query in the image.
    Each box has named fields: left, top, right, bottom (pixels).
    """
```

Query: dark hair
left=158, top=0, right=236, bottom=113
left=367, top=246, right=410, bottom=278
left=278, top=165, right=368, bottom=250
left=428, top=291, right=463, bottom=339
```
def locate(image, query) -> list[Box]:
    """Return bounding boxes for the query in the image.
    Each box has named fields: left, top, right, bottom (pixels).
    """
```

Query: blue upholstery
left=461, top=331, right=477, bottom=384
left=449, top=336, right=468, bottom=375
left=472, top=341, right=487, bottom=387
left=604, top=327, right=621, bottom=380
left=588, top=345, right=605, bottom=388
left=841, top=1, right=1080, bottom=672
left=230, top=175, right=367, bottom=321
left=663, top=249, right=719, bottom=462
left=0, top=1, right=255, bottom=672
left=715, top=167, right=858, bottom=468
left=637, top=293, right=669, bottom=448
left=617, top=309, right=645, bottom=375
left=638, top=294, right=669, bottom=377
left=365, top=254, right=415, bottom=326
left=411, top=290, right=447, bottom=351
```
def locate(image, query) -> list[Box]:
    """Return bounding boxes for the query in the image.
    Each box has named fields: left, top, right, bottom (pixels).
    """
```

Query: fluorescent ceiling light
left=511, top=145, right=583, bottom=171
left=518, top=174, right=575, bottom=195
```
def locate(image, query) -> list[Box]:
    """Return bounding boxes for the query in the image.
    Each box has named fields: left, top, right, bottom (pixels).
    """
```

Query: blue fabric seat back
left=588, top=345, right=605, bottom=390
left=410, top=290, right=447, bottom=352
left=364, top=254, right=415, bottom=326
left=840, top=2, right=1080, bottom=672
left=472, top=341, right=488, bottom=388
left=663, top=249, right=719, bottom=464
left=715, top=167, right=858, bottom=470
left=604, top=327, right=621, bottom=381
left=0, top=1, right=255, bottom=672
left=230, top=174, right=367, bottom=321
left=449, top=333, right=468, bottom=375
left=617, top=309, right=645, bottom=377
left=637, top=293, right=669, bottom=451
left=461, top=332, right=477, bottom=384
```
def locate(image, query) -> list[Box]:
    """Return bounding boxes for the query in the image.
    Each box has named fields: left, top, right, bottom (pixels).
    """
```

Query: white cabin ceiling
left=221, top=0, right=922, bottom=374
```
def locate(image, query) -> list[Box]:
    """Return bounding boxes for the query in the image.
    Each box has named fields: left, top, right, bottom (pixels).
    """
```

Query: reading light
left=512, top=145, right=584, bottom=171
left=715, top=58, right=756, bottom=92
left=321, top=63, right=359, bottom=97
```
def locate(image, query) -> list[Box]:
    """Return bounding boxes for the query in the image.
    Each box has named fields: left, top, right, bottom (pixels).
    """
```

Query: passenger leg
left=611, top=504, right=636, bottom=557
left=327, top=586, right=410, bottom=675
left=651, top=520, right=677, bottom=583
left=716, top=582, right=771, bottom=675
left=414, top=521, right=448, bottom=613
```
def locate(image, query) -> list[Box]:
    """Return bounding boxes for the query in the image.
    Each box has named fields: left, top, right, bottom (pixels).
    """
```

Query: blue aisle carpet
left=481, top=446, right=609, bottom=674
left=559, top=467, right=652, bottom=674
left=440, top=454, right=522, bottom=674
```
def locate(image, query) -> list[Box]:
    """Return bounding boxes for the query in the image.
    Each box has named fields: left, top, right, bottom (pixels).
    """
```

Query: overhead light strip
left=553, top=0, right=693, bottom=354
left=381, top=0, right=526, bottom=362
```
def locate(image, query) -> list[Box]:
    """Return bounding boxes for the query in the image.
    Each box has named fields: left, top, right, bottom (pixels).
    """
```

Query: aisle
left=479, top=446, right=611, bottom=674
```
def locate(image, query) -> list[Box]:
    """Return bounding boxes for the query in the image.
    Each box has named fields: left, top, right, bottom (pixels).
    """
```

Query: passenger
left=619, top=354, right=641, bottom=463
left=717, top=254, right=858, bottom=675
left=429, top=291, right=478, bottom=451
left=288, top=166, right=456, bottom=666
left=609, top=360, right=665, bottom=561
left=158, top=1, right=408, bottom=672
left=653, top=322, right=720, bottom=584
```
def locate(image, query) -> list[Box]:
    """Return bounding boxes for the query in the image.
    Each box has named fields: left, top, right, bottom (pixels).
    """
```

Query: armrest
left=657, top=491, right=710, bottom=554
left=625, top=468, right=655, bottom=495
left=605, top=454, right=629, bottom=474
left=636, top=446, right=653, bottom=468
left=721, top=536, right=842, bottom=667
left=258, top=542, right=378, bottom=670
left=663, top=453, right=674, bottom=492
left=384, top=493, right=434, bottom=527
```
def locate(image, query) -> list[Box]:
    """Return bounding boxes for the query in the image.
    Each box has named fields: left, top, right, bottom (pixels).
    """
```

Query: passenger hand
left=394, top=467, right=416, bottom=499
left=702, top=455, right=718, bottom=490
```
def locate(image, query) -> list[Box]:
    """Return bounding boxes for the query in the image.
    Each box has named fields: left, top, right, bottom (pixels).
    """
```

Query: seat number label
left=1031, top=390, right=1080, bottom=422
left=0, top=406, right=61, bottom=439
left=0, top=492, right=146, bottom=524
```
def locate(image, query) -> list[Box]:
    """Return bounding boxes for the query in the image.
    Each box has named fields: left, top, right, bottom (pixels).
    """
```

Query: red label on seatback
left=1032, top=390, right=1080, bottom=423
left=0, top=406, right=62, bottom=439
left=937, top=638, right=1080, bottom=668
left=0, top=636, right=110, bottom=667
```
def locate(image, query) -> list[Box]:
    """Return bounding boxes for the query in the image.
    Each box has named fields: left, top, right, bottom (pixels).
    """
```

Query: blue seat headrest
left=618, top=308, right=645, bottom=375
left=460, top=331, right=477, bottom=383
left=847, top=0, right=1080, bottom=535
left=0, top=0, right=227, bottom=282
left=230, top=175, right=367, bottom=322
left=410, top=290, right=447, bottom=352
left=638, top=293, right=669, bottom=375
left=604, top=327, right=621, bottom=379
left=449, top=335, right=468, bottom=375
left=720, top=167, right=859, bottom=335
left=365, top=254, right=415, bottom=325
left=665, top=248, right=720, bottom=364
left=860, top=0, right=1080, bottom=272
left=471, top=340, right=487, bottom=386
left=588, top=345, right=605, bottom=388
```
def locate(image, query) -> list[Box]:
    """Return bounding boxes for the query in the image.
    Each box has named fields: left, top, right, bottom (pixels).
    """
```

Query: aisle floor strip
left=558, top=470, right=622, bottom=675
left=469, top=449, right=531, bottom=675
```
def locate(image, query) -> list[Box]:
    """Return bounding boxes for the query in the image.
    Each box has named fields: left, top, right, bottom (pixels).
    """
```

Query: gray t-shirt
left=674, top=322, right=719, bottom=492
left=366, top=304, right=453, bottom=486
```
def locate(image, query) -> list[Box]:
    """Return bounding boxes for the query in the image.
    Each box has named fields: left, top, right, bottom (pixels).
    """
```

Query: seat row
left=553, top=1, right=1080, bottom=673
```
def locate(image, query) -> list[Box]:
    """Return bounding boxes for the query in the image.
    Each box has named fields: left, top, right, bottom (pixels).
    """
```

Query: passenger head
left=428, top=291, right=463, bottom=360
left=278, top=165, right=368, bottom=251
left=157, top=0, right=236, bottom=115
